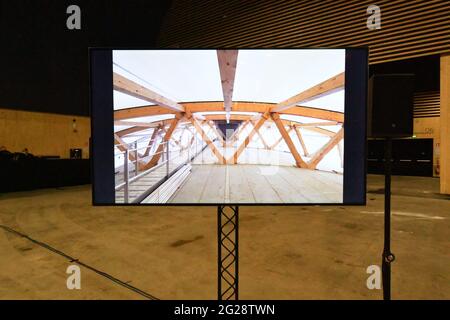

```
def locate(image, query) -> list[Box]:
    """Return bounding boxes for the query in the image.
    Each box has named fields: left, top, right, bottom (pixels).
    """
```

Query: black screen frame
left=90, top=48, right=367, bottom=206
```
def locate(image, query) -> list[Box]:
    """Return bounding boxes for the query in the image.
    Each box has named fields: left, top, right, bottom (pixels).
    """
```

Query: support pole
left=218, top=205, right=239, bottom=300
left=124, top=149, right=129, bottom=204
left=166, top=142, right=170, bottom=178
left=134, top=141, right=138, bottom=175
left=382, top=138, right=395, bottom=300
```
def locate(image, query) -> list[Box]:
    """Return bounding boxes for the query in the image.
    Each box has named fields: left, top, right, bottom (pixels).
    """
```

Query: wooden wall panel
left=158, top=0, right=450, bottom=64
left=413, top=117, right=440, bottom=177
left=440, top=54, right=450, bottom=194
left=0, top=109, right=90, bottom=159
left=414, top=91, right=440, bottom=118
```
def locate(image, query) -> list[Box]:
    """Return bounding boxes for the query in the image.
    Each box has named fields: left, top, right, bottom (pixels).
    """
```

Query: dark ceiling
left=0, top=0, right=172, bottom=116
left=0, top=1, right=440, bottom=117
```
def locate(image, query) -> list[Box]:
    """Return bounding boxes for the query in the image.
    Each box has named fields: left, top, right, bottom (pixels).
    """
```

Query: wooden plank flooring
left=170, top=164, right=343, bottom=204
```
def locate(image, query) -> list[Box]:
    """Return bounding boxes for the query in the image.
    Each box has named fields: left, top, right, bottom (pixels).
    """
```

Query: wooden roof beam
left=113, top=72, right=185, bottom=112
left=295, top=121, right=339, bottom=127
left=251, top=120, right=270, bottom=149
left=189, top=117, right=226, bottom=164
left=114, top=106, right=177, bottom=120
left=308, top=127, right=344, bottom=169
left=337, top=141, right=343, bottom=168
left=271, top=113, right=308, bottom=168
left=269, top=126, right=293, bottom=150
left=293, top=125, right=310, bottom=157
left=302, top=126, right=336, bottom=137
left=115, top=125, right=151, bottom=137
left=225, top=120, right=249, bottom=146
left=143, top=125, right=162, bottom=157
left=272, top=72, right=345, bottom=112
left=115, top=102, right=343, bottom=122
left=114, top=120, right=162, bottom=128
left=228, top=112, right=269, bottom=164
left=205, top=121, right=225, bottom=146
left=140, top=116, right=181, bottom=170
left=114, top=134, right=144, bottom=166
left=217, top=50, right=238, bottom=123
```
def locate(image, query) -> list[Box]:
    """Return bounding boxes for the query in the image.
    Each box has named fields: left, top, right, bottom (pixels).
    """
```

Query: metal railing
left=114, top=135, right=206, bottom=203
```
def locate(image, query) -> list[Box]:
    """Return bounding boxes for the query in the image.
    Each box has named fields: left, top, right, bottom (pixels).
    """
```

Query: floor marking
left=0, top=224, right=159, bottom=300
left=359, top=211, right=446, bottom=220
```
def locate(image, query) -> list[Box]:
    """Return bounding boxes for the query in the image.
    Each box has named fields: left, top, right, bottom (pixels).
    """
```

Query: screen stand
left=382, top=137, right=396, bottom=300
left=217, top=205, right=239, bottom=300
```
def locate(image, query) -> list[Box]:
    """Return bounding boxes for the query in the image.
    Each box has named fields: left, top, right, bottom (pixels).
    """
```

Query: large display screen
left=90, top=49, right=367, bottom=205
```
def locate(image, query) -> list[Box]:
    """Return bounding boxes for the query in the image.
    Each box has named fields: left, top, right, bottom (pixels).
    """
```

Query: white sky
left=112, top=49, right=345, bottom=112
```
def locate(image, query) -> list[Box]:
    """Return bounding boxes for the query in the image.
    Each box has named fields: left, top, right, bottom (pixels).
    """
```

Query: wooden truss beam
left=115, top=126, right=149, bottom=138
left=269, top=126, right=293, bottom=150
left=171, top=138, right=182, bottom=148
left=207, top=121, right=225, bottom=140
left=271, top=113, right=308, bottom=168
left=114, top=134, right=143, bottom=166
left=114, top=102, right=343, bottom=122
left=140, top=116, right=181, bottom=170
left=190, top=117, right=226, bottom=164
left=308, top=127, right=344, bottom=169
left=186, top=128, right=196, bottom=149
left=201, top=114, right=341, bottom=128
left=217, top=50, right=238, bottom=122
left=234, top=120, right=248, bottom=139
left=115, top=119, right=187, bottom=137
left=295, top=121, right=338, bottom=127
left=228, top=113, right=269, bottom=164
left=337, top=141, right=343, bottom=168
left=114, top=120, right=158, bottom=128
left=206, top=121, right=226, bottom=147
left=251, top=120, right=270, bottom=149
left=113, top=72, right=184, bottom=112
left=293, top=125, right=310, bottom=157
left=272, top=72, right=345, bottom=112
left=143, top=125, right=162, bottom=157
left=114, top=106, right=177, bottom=120
left=225, top=120, right=249, bottom=146
left=303, top=126, right=335, bottom=137
left=179, top=127, right=187, bottom=142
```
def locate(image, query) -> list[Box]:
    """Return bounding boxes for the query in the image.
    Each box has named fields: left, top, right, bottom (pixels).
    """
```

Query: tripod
left=382, top=138, right=396, bottom=300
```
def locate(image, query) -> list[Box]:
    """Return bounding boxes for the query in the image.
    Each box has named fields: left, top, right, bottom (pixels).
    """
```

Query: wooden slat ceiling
left=157, top=0, right=450, bottom=65
left=414, top=91, right=440, bottom=118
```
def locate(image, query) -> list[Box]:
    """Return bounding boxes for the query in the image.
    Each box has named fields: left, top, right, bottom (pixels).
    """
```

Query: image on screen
left=107, top=49, right=349, bottom=204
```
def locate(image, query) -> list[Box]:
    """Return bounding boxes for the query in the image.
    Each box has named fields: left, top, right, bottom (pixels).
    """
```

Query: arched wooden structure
left=114, top=50, right=344, bottom=171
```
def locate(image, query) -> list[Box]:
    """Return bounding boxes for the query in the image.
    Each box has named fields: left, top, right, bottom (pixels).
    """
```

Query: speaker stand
left=382, top=138, right=396, bottom=300
left=217, top=205, right=239, bottom=300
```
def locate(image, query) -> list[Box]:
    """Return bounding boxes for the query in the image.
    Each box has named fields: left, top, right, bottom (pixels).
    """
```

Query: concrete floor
left=0, top=175, right=448, bottom=299
left=170, top=164, right=342, bottom=203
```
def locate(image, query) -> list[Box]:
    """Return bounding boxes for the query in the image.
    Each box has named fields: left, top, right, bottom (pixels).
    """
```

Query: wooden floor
left=170, top=164, right=343, bottom=204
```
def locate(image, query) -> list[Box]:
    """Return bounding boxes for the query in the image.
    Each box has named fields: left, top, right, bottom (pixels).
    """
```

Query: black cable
left=0, top=224, right=159, bottom=300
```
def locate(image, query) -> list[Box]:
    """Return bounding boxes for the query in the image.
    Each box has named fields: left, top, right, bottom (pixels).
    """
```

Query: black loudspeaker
left=368, top=74, right=415, bottom=137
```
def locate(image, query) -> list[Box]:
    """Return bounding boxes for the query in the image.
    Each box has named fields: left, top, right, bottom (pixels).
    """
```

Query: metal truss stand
left=217, top=205, right=239, bottom=300
left=382, top=138, right=396, bottom=300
